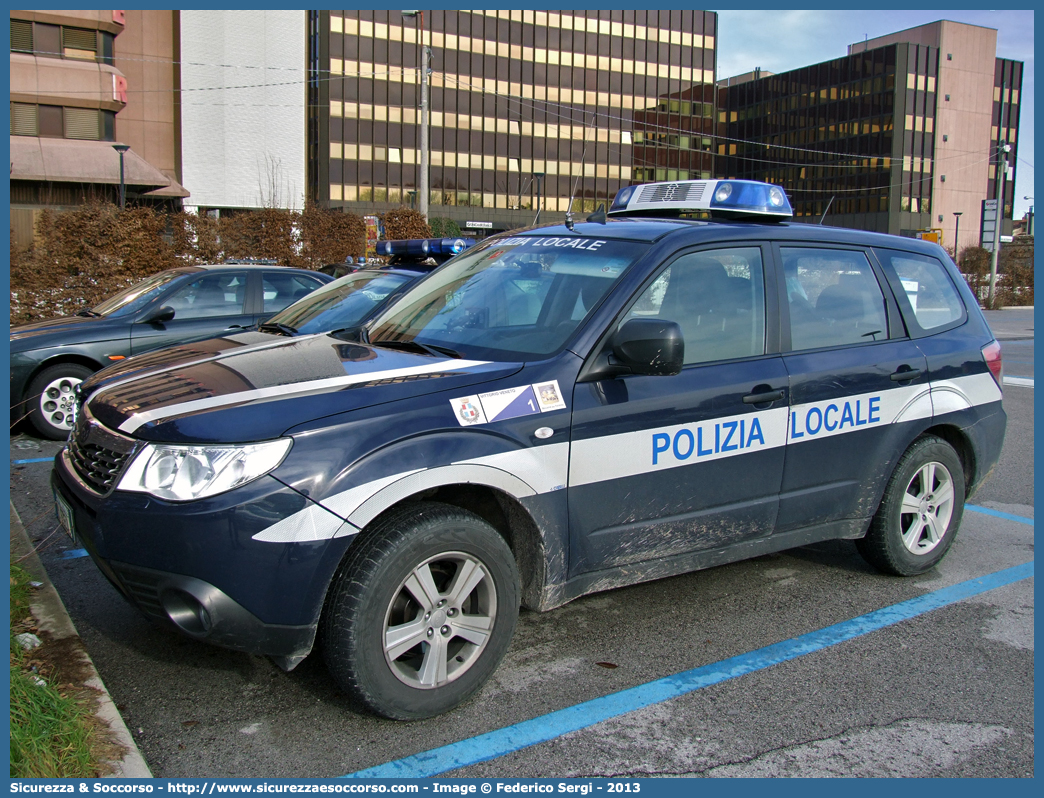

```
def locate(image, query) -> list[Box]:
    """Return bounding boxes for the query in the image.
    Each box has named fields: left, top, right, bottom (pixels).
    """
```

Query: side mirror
left=140, top=305, right=175, bottom=324
left=610, top=318, right=684, bottom=376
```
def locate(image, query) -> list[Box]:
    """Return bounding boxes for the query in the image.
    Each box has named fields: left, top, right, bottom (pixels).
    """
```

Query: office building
left=310, top=9, right=719, bottom=233
left=718, top=20, right=1022, bottom=253
left=179, top=10, right=307, bottom=213
left=9, top=10, right=187, bottom=249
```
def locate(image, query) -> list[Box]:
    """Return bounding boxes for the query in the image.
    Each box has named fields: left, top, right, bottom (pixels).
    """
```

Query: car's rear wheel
left=26, top=363, right=93, bottom=440
left=322, top=502, right=519, bottom=719
left=857, top=435, right=965, bottom=575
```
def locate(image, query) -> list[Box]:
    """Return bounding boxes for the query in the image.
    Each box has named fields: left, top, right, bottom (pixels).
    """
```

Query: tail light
left=982, top=340, right=1003, bottom=389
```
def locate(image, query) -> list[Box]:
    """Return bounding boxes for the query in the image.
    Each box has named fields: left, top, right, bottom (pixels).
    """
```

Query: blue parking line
left=966, top=504, right=1034, bottom=525
left=12, top=457, right=55, bottom=465
left=347, top=561, right=1033, bottom=778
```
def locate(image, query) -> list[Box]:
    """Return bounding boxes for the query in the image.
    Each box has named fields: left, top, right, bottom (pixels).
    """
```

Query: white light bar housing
left=608, top=179, right=793, bottom=219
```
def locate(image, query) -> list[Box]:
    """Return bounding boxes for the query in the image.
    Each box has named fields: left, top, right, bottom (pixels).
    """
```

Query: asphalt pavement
left=8, top=312, right=1034, bottom=778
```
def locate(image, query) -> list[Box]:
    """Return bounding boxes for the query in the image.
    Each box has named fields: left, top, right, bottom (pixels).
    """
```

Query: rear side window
left=781, top=247, right=888, bottom=351
left=263, top=273, right=325, bottom=313
left=875, top=249, right=966, bottom=334
left=167, top=273, right=247, bottom=320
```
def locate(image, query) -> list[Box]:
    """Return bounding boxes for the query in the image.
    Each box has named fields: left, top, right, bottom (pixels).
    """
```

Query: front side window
left=92, top=270, right=190, bottom=318
left=624, top=247, right=766, bottom=365
left=782, top=247, right=888, bottom=351
left=166, top=273, right=247, bottom=320
left=368, top=235, right=650, bottom=360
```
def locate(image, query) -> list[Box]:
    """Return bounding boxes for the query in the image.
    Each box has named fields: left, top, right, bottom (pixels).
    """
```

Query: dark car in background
left=10, top=264, right=332, bottom=439
left=255, top=266, right=435, bottom=339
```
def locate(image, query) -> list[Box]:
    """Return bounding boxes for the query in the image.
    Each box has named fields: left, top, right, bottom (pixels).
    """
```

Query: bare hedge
left=10, top=202, right=371, bottom=325
left=958, top=241, right=1034, bottom=308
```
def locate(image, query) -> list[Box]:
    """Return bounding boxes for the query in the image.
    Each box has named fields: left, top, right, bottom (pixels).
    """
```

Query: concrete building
left=718, top=20, right=1022, bottom=254
left=179, top=10, right=307, bottom=213
left=9, top=10, right=188, bottom=249
left=113, top=10, right=186, bottom=204
left=310, top=9, right=719, bottom=233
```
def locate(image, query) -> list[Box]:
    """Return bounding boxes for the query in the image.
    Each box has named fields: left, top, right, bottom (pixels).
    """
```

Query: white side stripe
left=786, top=383, right=932, bottom=445
left=250, top=373, right=1003, bottom=543
left=570, top=407, right=788, bottom=488
left=930, top=373, right=1004, bottom=416
left=116, top=360, right=490, bottom=434
left=251, top=445, right=569, bottom=543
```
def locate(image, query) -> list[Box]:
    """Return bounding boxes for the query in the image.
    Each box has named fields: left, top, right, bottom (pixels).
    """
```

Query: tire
left=26, top=363, right=94, bottom=440
left=321, top=502, right=520, bottom=720
left=857, top=435, right=966, bottom=576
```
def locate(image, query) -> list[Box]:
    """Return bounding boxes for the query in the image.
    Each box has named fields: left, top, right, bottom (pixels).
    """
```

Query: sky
left=715, top=9, right=1035, bottom=219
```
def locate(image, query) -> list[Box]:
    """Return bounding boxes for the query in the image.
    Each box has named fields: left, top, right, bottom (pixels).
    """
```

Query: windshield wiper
left=370, top=338, right=462, bottom=358
left=77, top=309, right=103, bottom=318
left=258, top=321, right=298, bottom=337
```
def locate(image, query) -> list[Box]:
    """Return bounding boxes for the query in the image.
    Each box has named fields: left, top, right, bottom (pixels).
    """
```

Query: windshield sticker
left=497, top=237, right=607, bottom=251
left=451, top=380, right=567, bottom=426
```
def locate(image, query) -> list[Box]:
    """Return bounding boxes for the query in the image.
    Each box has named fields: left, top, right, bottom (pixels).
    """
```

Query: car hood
left=10, top=314, right=124, bottom=349
left=82, top=331, right=521, bottom=443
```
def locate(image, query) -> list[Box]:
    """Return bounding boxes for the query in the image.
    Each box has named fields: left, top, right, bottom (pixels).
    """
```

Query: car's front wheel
left=26, top=363, right=93, bottom=440
left=857, top=435, right=965, bottom=575
left=322, top=502, right=520, bottom=719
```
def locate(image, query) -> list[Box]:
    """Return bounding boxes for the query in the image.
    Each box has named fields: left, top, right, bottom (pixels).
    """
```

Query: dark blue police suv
left=51, top=179, right=1006, bottom=719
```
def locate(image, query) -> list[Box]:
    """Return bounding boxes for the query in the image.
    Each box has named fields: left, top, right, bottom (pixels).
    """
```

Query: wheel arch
left=343, top=472, right=552, bottom=612
left=921, top=423, right=977, bottom=496
left=24, top=354, right=103, bottom=400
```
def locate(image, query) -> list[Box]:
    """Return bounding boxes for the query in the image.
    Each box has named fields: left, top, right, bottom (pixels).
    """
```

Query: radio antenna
left=565, top=141, right=589, bottom=232
left=818, top=195, right=835, bottom=225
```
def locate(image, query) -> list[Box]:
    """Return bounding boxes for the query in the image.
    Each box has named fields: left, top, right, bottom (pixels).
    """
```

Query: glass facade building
left=719, top=43, right=940, bottom=235
left=718, top=21, right=1022, bottom=251
left=309, top=9, right=718, bottom=231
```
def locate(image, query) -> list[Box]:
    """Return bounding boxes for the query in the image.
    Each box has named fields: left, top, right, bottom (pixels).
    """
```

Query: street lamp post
left=988, top=142, right=1011, bottom=308
left=533, top=172, right=544, bottom=225
left=402, top=11, right=430, bottom=221
left=952, top=211, right=962, bottom=260
left=112, top=144, right=130, bottom=209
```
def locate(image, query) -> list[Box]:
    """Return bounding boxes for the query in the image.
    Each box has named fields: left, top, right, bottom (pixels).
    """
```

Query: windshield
left=266, top=271, right=413, bottom=334
left=367, top=235, right=649, bottom=360
left=92, top=270, right=192, bottom=317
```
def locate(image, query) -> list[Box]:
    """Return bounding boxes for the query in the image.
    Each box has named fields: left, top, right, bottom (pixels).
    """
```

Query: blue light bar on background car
left=608, top=179, right=793, bottom=219
left=376, top=238, right=475, bottom=258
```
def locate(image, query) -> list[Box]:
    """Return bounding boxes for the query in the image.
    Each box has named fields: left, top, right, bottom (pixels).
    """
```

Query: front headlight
left=117, top=438, right=293, bottom=501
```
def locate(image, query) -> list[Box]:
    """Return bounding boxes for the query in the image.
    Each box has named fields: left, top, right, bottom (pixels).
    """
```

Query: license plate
left=54, top=490, right=78, bottom=545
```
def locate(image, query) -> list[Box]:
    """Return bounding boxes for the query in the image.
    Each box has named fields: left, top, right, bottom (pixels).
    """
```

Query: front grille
left=67, top=408, right=140, bottom=494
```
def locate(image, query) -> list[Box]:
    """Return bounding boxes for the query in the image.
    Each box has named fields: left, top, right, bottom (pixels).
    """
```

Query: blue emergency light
left=608, top=179, right=793, bottom=220
left=376, top=238, right=474, bottom=259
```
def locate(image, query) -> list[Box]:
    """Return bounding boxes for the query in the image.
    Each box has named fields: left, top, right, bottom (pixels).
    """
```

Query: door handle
left=890, top=368, right=923, bottom=382
left=225, top=324, right=245, bottom=330
left=742, top=388, right=785, bottom=404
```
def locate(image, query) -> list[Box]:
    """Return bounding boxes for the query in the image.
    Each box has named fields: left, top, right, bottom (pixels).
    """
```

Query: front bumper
left=51, top=448, right=355, bottom=666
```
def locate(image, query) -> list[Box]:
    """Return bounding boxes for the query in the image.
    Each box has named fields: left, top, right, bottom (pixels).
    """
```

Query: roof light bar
left=376, top=238, right=475, bottom=258
left=608, top=179, right=793, bottom=220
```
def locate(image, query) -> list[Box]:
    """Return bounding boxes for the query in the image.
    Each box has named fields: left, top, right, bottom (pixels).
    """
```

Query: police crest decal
left=451, top=395, right=487, bottom=426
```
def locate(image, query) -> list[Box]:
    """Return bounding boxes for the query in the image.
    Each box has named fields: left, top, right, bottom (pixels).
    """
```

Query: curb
left=10, top=501, right=153, bottom=779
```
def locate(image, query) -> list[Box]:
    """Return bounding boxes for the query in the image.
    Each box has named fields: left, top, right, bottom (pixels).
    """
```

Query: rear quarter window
left=874, top=249, right=967, bottom=336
